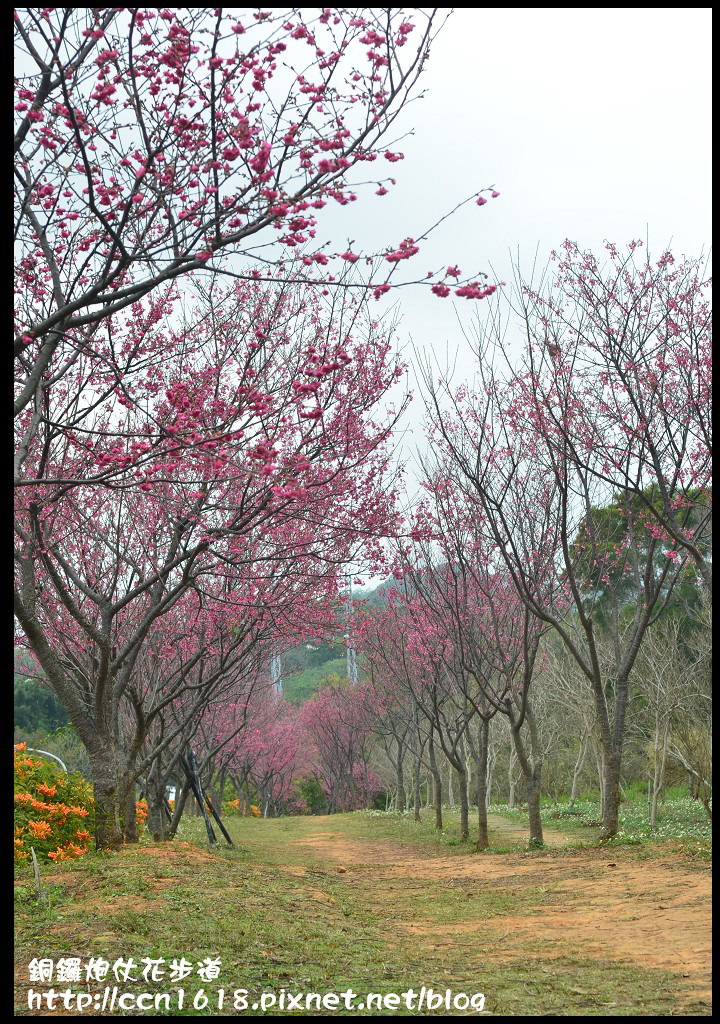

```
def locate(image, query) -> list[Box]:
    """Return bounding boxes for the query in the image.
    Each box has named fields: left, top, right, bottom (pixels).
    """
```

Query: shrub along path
left=15, top=812, right=711, bottom=1016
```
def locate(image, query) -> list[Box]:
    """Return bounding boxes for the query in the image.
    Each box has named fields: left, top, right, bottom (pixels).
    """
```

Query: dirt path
left=289, top=815, right=712, bottom=1011
left=15, top=818, right=712, bottom=1015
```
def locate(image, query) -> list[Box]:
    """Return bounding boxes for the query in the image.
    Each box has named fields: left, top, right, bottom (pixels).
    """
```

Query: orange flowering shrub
left=14, top=745, right=94, bottom=863
left=221, top=799, right=261, bottom=817
left=222, top=798, right=240, bottom=815
left=135, top=800, right=148, bottom=831
left=14, top=746, right=149, bottom=861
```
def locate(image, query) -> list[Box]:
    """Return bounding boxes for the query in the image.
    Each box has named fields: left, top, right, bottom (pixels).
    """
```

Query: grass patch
left=343, top=806, right=596, bottom=854
left=488, top=796, right=712, bottom=861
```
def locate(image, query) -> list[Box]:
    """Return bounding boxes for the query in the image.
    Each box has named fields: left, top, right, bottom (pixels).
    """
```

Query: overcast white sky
left=333, top=6, right=712, bottom=582
left=323, top=6, right=711, bottom=382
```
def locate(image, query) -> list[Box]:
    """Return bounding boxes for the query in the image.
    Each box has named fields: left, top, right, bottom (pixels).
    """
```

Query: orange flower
left=75, top=829, right=91, bottom=842
left=36, top=782, right=58, bottom=799
left=14, top=792, right=34, bottom=805
left=14, top=839, right=29, bottom=863
left=14, top=742, right=27, bottom=753
left=27, top=820, right=53, bottom=839
left=33, top=799, right=57, bottom=815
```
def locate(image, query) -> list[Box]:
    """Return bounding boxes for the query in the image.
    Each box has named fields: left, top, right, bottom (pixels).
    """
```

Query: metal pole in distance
left=270, top=651, right=283, bottom=694
left=345, top=573, right=358, bottom=686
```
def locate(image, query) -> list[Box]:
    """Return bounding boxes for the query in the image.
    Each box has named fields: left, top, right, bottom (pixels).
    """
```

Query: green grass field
left=15, top=807, right=711, bottom=1016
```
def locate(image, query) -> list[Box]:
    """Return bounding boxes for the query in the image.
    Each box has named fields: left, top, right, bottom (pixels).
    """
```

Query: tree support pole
left=203, top=793, right=234, bottom=846
left=181, top=751, right=233, bottom=847
left=182, top=750, right=216, bottom=848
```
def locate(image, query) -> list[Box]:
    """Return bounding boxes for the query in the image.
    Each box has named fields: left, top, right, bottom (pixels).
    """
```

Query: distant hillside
left=280, top=647, right=368, bottom=704
left=281, top=658, right=352, bottom=705
left=14, top=649, right=68, bottom=735
left=280, top=639, right=344, bottom=676
left=275, top=578, right=408, bottom=704
left=353, top=577, right=402, bottom=608
left=275, top=586, right=391, bottom=705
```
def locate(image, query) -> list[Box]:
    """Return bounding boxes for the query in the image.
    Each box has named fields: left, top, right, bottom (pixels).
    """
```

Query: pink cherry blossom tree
left=14, top=7, right=511, bottom=849
left=129, top=607, right=281, bottom=840
left=359, top=593, right=477, bottom=841
left=222, top=691, right=309, bottom=817
left=365, top=667, right=426, bottom=816
left=299, top=679, right=380, bottom=812
left=14, top=7, right=497, bottom=424
left=15, top=280, right=407, bottom=847
left=423, top=240, right=709, bottom=839
left=398, top=484, right=548, bottom=847
left=533, top=242, right=712, bottom=587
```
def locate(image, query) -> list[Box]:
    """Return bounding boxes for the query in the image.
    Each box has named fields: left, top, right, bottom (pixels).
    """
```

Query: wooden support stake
left=203, top=792, right=234, bottom=846
left=30, top=847, right=49, bottom=906
left=182, top=750, right=216, bottom=848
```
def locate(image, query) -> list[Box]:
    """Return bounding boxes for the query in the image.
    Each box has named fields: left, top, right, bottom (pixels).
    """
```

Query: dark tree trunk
left=428, top=727, right=443, bottom=830
left=569, top=735, right=588, bottom=808
left=395, top=761, right=405, bottom=812
left=456, top=765, right=469, bottom=842
left=123, top=788, right=138, bottom=844
left=413, top=758, right=422, bottom=822
left=526, top=781, right=543, bottom=846
left=600, top=749, right=622, bottom=840
left=507, top=701, right=544, bottom=847
left=215, top=769, right=227, bottom=813
left=588, top=669, right=630, bottom=841
left=168, top=780, right=192, bottom=836
left=475, top=718, right=490, bottom=851
left=93, top=785, right=125, bottom=849
left=146, top=761, right=171, bottom=841
left=89, top=746, right=133, bottom=850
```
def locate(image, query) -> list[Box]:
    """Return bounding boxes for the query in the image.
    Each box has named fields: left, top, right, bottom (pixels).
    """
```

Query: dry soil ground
left=293, top=816, right=711, bottom=1008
